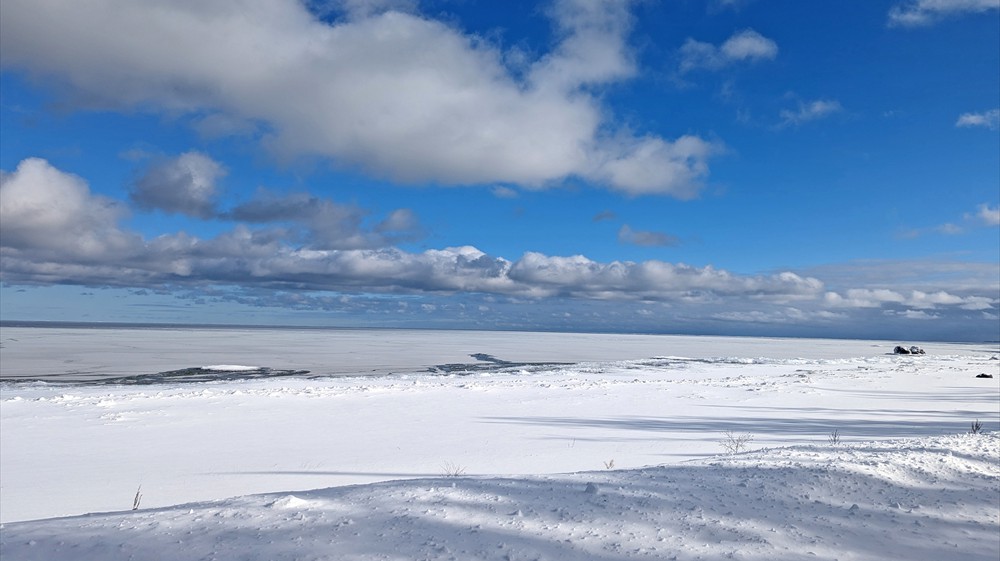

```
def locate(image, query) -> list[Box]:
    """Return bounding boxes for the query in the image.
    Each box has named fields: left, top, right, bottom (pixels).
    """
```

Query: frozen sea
left=2, top=322, right=988, bottom=385
left=1, top=323, right=998, bottom=560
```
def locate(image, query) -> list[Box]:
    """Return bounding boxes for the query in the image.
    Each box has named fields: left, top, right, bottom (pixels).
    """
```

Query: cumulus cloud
left=592, top=135, right=718, bottom=197
left=721, top=30, right=779, bottom=61
left=956, top=108, right=1000, bottom=129
left=617, top=225, right=679, bottom=247
left=888, top=0, right=999, bottom=27
left=678, top=29, right=778, bottom=73
left=776, top=99, right=843, bottom=128
left=531, top=0, right=638, bottom=91
left=130, top=152, right=226, bottom=218
left=0, top=158, right=139, bottom=259
left=0, top=0, right=715, bottom=197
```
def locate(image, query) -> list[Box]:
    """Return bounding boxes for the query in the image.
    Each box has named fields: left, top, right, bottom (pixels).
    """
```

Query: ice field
left=1, top=326, right=998, bottom=560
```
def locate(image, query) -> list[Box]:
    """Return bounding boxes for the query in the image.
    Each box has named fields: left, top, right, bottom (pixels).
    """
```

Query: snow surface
left=200, top=365, right=262, bottom=372
left=2, top=434, right=997, bottom=561
left=1, top=328, right=998, bottom=560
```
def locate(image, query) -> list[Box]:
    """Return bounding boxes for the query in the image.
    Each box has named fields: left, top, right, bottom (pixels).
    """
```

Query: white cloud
left=935, top=223, right=963, bottom=235
left=824, top=288, right=995, bottom=311
left=896, top=223, right=963, bottom=239
left=592, top=135, right=719, bottom=197
left=0, top=0, right=714, bottom=197
left=888, top=0, right=999, bottom=27
left=678, top=29, right=778, bottom=73
left=959, top=297, right=995, bottom=311
left=904, top=203, right=999, bottom=237
left=375, top=208, right=420, bottom=235
left=0, top=158, right=139, bottom=258
left=824, top=289, right=906, bottom=308
left=712, top=307, right=844, bottom=324
left=334, top=0, right=418, bottom=20
left=709, top=0, right=754, bottom=12
left=956, top=108, right=1000, bottom=129
left=0, top=159, right=825, bottom=304
left=777, top=99, right=843, bottom=128
left=803, top=259, right=1000, bottom=296
left=130, top=152, right=226, bottom=218
left=974, top=203, right=1000, bottom=226
left=4, top=158, right=996, bottom=340
left=721, top=29, right=779, bottom=61
left=906, top=290, right=965, bottom=309
left=506, top=253, right=824, bottom=301
left=891, top=309, right=938, bottom=320
left=491, top=186, right=519, bottom=199
left=530, top=0, right=638, bottom=92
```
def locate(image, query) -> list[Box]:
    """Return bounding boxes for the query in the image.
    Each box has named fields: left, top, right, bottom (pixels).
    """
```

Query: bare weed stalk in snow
left=441, top=462, right=466, bottom=477
left=720, top=431, right=754, bottom=455
left=970, top=420, right=983, bottom=434
left=829, top=429, right=841, bottom=445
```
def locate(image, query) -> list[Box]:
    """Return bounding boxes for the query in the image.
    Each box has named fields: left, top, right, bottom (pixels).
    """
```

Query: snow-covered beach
left=1, top=326, right=998, bottom=560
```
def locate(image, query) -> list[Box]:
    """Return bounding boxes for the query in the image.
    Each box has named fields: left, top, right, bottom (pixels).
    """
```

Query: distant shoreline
left=1, top=319, right=995, bottom=345
left=0, top=319, right=408, bottom=332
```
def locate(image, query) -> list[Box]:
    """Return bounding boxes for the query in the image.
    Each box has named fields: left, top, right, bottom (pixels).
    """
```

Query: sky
left=0, top=0, right=998, bottom=341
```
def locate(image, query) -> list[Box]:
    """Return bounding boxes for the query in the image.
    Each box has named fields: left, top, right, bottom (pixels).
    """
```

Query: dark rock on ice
left=975, top=373, right=994, bottom=378
left=894, top=345, right=925, bottom=355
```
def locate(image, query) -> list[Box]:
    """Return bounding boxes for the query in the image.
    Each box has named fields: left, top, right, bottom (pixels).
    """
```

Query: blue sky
left=1, top=0, right=998, bottom=341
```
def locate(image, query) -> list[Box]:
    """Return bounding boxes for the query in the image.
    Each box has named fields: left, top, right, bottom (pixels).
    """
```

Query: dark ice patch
left=428, top=353, right=571, bottom=375
left=4, top=366, right=311, bottom=386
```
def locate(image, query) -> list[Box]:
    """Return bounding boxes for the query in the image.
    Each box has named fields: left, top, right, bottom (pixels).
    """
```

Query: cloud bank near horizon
left=2, top=157, right=996, bottom=337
